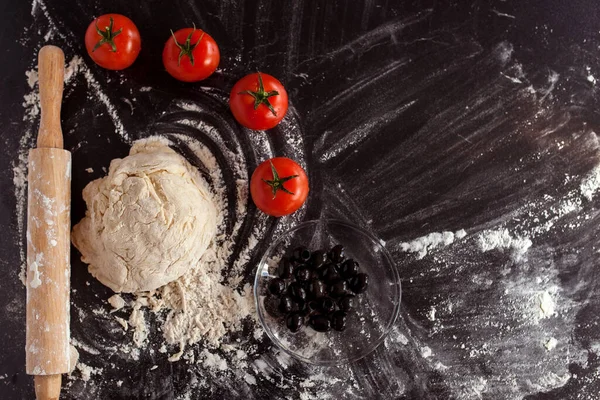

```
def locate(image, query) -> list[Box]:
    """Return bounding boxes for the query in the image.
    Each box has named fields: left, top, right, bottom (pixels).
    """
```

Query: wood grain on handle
left=37, top=45, right=64, bottom=149
left=26, top=45, right=71, bottom=400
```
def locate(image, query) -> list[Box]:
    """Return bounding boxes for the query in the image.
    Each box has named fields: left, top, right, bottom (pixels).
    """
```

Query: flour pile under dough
left=72, top=140, right=218, bottom=293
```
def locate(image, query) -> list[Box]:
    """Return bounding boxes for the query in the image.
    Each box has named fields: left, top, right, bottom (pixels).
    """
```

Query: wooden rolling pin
left=26, top=45, right=71, bottom=400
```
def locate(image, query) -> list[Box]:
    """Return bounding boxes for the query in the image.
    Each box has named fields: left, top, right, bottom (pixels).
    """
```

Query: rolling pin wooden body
left=26, top=45, right=71, bottom=400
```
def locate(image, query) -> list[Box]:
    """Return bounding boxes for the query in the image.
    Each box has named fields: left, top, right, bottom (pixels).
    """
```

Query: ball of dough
left=72, top=140, right=218, bottom=293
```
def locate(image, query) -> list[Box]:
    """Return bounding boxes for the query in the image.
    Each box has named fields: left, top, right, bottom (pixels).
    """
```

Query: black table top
left=2, top=1, right=600, bottom=399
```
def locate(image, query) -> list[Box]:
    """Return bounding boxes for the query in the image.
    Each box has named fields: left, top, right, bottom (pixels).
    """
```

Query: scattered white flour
left=70, top=337, right=100, bottom=356
left=85, top=167, right=94, bottom=173
left=544, top=337, right=558, bottom=351
left=386, top=327, right=409, bottom=346
left=76, top=362, right=102, bottom=382
left=299, top=372, right=342, bottom=389
left=244, top=373, right=257, bottom=385
left=421, top=346, right=433, bottom=358
left=537, top=290, right=556, bottom=318
left=427, top=307, right=436, bottom=321
left=201, top=349, right=228, bottom=371
left=399, top=229, right=467, bottom=259
left=159, top=278, right=254, bottom=349
left=587, top=75, right=597, bottom=85
left=477, top=228, right=532, bottom=261
left=580, top=164, right=600, bottom=201
left=71, top=56, right=129, bottom=141
left=26, top=69, right=38, bottom=88
left=586, top=66, right=597, bottom=85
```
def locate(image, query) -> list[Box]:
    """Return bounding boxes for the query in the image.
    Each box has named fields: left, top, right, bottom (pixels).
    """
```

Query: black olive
left=320, top=297, right=337, bottom=314
left=333, top=263, right=343, bottom=274
left=296, top=300, right=308, bottom=316
left=264, top=296, right=282, bottom=317
left=329, top=244, right=345, bottom=263
left=310, top=269, right=322, bottom=280
left=288, top=282, right=308, bottom=301
left=350, top=273, right=369, bottom=294
left=310, top=250, right=328, bottom=268
left=309, top=315, right=331, bottom=332
left=295, top=267, right=312, bottom=282
left=338, top=295, right=357, bottom=312
left=320, top=264, right=340, bottom=283
left=286, top=313, right=304, bottom=333
left=307, top=300, right=320, bottom=314
left=278, top=295, right=294, bottom=313
left=268, top=278, right=286, bottom=296
left=307, top=279, right=327, bottom=299
left=329, top=280, right=348, bottom=297
left=293, top=246, right=311, bottom=262
left=297, top=300, right=320, bottom=316
left=277, top=258, right=295, bottom=279
left=331, top=310, right=347, bottom=331
left=340, top=259, right=360, bottom=278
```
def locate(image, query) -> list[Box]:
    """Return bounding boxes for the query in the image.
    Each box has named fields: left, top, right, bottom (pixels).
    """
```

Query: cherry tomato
left=162, top=27, right=220, bottom=82
left=250, top=157, right=309, bottom=217
left=229, top=72, right=289, bottom=130
left=85, top=14, right=141, bottom=70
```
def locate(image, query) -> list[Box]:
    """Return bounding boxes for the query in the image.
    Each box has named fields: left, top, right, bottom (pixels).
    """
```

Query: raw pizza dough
left=72, top=140, right=218, bottom=293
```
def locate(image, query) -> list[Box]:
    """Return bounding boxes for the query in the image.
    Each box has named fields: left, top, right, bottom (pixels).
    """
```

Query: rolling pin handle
left=37, top=45, right=65, bottom=149
left=35, top=375, right=62, bottom=400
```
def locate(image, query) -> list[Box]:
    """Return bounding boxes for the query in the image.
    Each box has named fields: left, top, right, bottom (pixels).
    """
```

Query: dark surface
left=2, top=0, right=600, bottom=399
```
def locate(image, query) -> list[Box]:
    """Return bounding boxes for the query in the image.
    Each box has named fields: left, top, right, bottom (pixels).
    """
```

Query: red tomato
left=250, top=158, right=309, bottom=217
left=162, top=27, right=220, bottom=82
left=85, top=14, right=141, bottom=70
left=229, top=72, right=289, bottom=130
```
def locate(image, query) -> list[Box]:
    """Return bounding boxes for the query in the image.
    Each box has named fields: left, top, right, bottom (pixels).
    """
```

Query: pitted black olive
left=288, top=282, right=308, bottom=301
left=295, top=266, right=312, bottom=282
left=277, top=258, right=295, bottom=279
left=340, top=259, right=360, bottom=278
left=268, top=278, right=286, bottom=296
left=329, top=244, right=345, bottom=262
left=286, top=313, right=304, bottom=333
left=349, top=273, right=369, bottom=294
left=308, top=279, right=327, bottom=299
left=339, top=295, right=357, bottom=312
left=278, top=295, right=294, bottom=314
left=309, top=315, right=331, bottom=332
left=331, top=311, right=347, bottom=331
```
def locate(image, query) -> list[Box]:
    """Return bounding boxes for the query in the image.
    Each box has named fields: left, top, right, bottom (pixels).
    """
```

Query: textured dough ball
left=72, top=140, right=218, bottom=293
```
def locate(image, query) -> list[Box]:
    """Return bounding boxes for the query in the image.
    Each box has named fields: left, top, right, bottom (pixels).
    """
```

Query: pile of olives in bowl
left=265, top=244, right=369, bottom=333
left=254, top=219, right=401, bottom=366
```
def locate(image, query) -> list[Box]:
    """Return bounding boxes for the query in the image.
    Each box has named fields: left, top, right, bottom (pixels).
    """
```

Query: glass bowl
left=254, top=219, right=401, bottom=366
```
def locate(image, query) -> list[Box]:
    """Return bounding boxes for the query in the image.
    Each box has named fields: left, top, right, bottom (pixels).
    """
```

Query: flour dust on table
left=7, top=1, right=600, bottom=399
left=14, top=35, right=315, bottom=398
left=298, top=16, right=600, bottom=398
